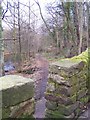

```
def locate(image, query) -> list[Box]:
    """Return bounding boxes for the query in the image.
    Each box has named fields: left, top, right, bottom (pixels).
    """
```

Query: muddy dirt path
left=33, top=54, right=49, bottom=118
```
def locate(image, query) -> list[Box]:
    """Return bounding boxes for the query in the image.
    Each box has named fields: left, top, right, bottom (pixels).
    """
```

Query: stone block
left=48, top=74, right=70, bottom=87
left=49, top=60, right=85, bottom=77
left=46, top=101, right=79, bottom=117
left=67, top=75, right=79, bottom=86
left=56, top=85, right=79, bottom=97
left=70, top=94, right=77, bottom=103
left=80, top=95, right=88, bottom=105
left=10, top=98, right=35, bottom=118
left=77, top=88, right=88, bottom=100
left=79, top=81, right=87, bottom=90
left=0, top=75, right=34, bottom=107
left=2, top=98, right=35, bottom=118
left=45, top=93, right=73, bottom=105
left=69, top=85, right=79, bottom=96
left=65, top=113, right=75, bottom=118
left=57, top=104, right=69, bottom=115
left=74, top=108, right=84, bottom=118
left=45, top=100, right=58, bottom=110
left=67, top=101, right=79, bottom=113
left=60, top=101, right=79, bottom=116
left=2, top=107, right=11, bottom=118
left=46, top=82, right=55, bottom=92
left=55, top=86, right=70, bottom=97
left=77, top=74, right=87, bottom=83
left=45, top=109, right=65, bottom=118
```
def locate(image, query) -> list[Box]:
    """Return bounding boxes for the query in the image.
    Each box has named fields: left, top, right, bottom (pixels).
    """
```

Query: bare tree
left=0, top=1, right=4, bottom=76
left=17, top=0, right=22, bottom=71
left=35, top=0, right=51, bottom=33
left=78, top=2, right=83, bottom=54
left=2, top=0, right=39, bottom=65
left=86, top=2, right=90, bottom=47
left=0, top=1, right=3, bottom=76
left=73, top=2, right=80, bottom=46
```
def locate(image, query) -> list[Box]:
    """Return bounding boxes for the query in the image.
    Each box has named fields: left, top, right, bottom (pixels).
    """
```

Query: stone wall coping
left=0, top=75, right=34, bottom=91
left=50, top=60, right=83, bottom=68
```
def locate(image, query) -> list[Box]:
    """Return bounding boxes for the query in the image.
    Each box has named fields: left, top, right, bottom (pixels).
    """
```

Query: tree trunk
left=18, top=0, right=22, bottom=71
left=0, top=2, right=4, bottom=76
left=87, top=2, right=90, bottom=47
left=78, top=2, right=83, bottom=54
left=55, top=27, right=60, bottom=54
left=86, top=2, right=89, bottom=48
left=73, top=2, right=80, bottom=46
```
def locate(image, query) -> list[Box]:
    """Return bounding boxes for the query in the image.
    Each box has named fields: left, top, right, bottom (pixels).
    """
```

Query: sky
left=2, top=0, right=56, bottom=29
left=20, top=0, right=57, bottom=17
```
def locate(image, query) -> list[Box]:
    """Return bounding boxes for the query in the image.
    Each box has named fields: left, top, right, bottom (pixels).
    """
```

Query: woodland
left=0, top=1, right=90, bottom=75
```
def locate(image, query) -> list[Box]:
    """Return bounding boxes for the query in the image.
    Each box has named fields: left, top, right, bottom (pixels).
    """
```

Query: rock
left=80, top=95, right=88, bottom=105
left=46, top=82, right=55, bottom=92
left=55, top=86, right=70, bottom=97
left=45, top=93, right=58, bottom=102
left=58, top=101, right=79, bottom=116
left=67, top=85, right=79, bottom=96
left=65, top=113, right=75, bottom=118
left=77, top=88, right=88, bottom=100
left=45, top=109, right=65, bottom=118
left=57, top=104, right=69, bottom=116
left=49, top=60, right=85, bottom=77
left=48, top=74, right=70, bottom=87
left=79, top=81, right=87, bottom=90
left=74, top=108, right=83, bottom=118
left=46, top=100, right=58, bottom=110
left=67, top=101, right=79, bottom=114
left=10, top=98, right=35, bottom=118
left=2, top=107, right=11, bottom=118
left=70, top=94, right=77, bottom=103
left=0, top=75, right=34, bottom=107
left=45, top=93, right=73, bottom=105
left=2, top=98, right=35, bottom=118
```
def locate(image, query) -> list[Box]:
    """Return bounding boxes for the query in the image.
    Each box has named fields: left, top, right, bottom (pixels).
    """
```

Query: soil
left=32, top=54, right=49, bottom=118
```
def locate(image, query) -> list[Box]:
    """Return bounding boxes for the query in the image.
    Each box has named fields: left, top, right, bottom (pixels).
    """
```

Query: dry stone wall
left=0, top=75, right=35, bottom=119
left=45, top=60, right=88, bottom=119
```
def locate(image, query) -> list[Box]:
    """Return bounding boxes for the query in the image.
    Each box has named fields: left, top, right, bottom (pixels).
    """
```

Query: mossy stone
left=80, top=95, right=88, bottom=105
left=0, top=75, right=34, bottom=107
left=2, top=107, right=11, bottom=118
left=77, top=88, right=87, bottom=100
left=45, top=109, right=65, bottom=118
left=46, top=100, right=58, bottom=110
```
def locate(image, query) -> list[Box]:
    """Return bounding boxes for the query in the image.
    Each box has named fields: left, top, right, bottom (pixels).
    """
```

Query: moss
left=45, top=109, right=65, bottom=118
left=57, top=104, right=69, bottom=116
left=74, top=108, right=82, bottom=118
left=70, top=94, right=77, bottom=103
left=2, top=107, right=11, bottom=118
left=20, top=113, right=34, bottom=118
left=46, top=101, right=58, bottom=110
left=80, top=95, right=88, bottom=105
left=79, top=81, right=87, bottom=90
left=69, top=85, right=79, bottom=96
left=2, top=98, right=35, bottom=118
left=77, top=88, right=87, bottom=100
left=66, top=76, right=78, bottom=86
left=70, top=48, right=89, bottom=64
left=48, top=80, right=56, bottom=87
left=2, top=83, right=34, bottom=108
